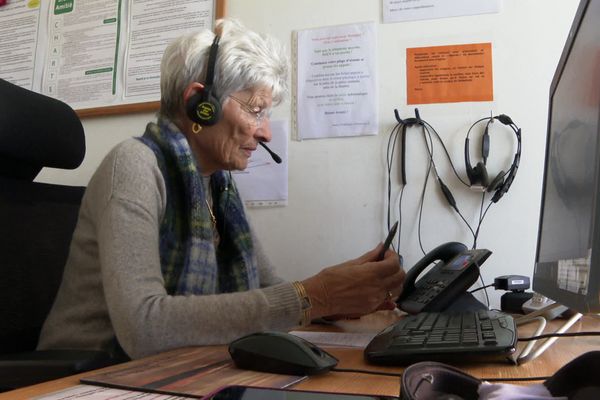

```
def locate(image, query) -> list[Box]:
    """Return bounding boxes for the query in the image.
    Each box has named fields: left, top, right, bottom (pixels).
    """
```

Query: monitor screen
left=533, top=0, right=600, bottom=313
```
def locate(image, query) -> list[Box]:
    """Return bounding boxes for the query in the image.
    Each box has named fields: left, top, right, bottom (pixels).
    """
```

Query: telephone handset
left=396, top=242, right=492, bottom=314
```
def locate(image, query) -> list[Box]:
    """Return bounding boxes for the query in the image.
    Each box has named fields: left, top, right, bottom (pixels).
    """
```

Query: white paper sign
left=383, top=0, right=500, bottom=23
left=296, top=22, right=378, bottom=140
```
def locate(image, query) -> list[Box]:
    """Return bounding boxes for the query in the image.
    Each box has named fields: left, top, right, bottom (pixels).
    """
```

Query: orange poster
left=406, top=43, right=493, bottom=105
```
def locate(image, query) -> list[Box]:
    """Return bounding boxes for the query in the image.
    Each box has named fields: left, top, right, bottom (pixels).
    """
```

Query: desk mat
left=81, top=346, right=306, bottom=398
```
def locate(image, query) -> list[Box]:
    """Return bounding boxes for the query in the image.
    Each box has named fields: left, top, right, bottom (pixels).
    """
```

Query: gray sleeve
left=252, top=229, right=285, bottom=287
left=98, top=144, right=301, bottom=359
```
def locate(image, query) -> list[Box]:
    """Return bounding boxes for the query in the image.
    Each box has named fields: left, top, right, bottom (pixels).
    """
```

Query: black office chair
left=0, top=79, right=121, bottom=391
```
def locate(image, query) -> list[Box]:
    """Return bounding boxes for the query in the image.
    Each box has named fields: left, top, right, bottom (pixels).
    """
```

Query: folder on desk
left=80, top=346, right=306, bottom=398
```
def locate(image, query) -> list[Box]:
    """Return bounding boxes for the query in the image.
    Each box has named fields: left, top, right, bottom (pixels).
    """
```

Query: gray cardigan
left=38, top=139, right=302, bottom=359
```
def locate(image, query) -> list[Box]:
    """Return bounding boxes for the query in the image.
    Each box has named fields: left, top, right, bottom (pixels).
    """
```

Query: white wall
left=38, top=0, right=580, bottom=309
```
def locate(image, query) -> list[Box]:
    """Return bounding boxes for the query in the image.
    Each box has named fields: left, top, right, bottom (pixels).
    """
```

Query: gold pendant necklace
left=205, top=199, right=217, bottom=228
left=203, top=175, right=220, bottom=245
left=205, top=198, right=220, bottom=246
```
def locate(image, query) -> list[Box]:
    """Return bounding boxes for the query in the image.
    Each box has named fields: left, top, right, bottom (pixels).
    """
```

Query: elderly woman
left=38, top=19, right=405, bottom=360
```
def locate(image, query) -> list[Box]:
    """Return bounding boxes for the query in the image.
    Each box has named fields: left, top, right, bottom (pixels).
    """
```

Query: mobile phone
left=377, top=221, right=398, bottom=261
left=204, top=385, right=398, bottom=400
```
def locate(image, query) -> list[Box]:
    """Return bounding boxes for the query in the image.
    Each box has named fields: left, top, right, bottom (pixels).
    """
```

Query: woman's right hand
left=301, top=244, right=405, bottom=320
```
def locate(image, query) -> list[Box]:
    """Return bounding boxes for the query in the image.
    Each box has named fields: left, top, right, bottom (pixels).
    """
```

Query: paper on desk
left=290, top=331, right=377, bottom=348
left=33, top=384, right=193, bottom=400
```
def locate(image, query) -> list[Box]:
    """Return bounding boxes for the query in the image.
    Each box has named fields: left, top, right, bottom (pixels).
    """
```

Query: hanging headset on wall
left=389, top=109, right=523, bottom=253
left=464, top=114, right=522, bottom=203
left=186, top=34, right=222, bottom=126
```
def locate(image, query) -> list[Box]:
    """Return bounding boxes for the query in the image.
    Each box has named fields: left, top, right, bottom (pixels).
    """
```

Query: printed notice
left=383, top=0, right=500, bottom=23
left=124, top=0, right=214, bottom=100
left=406, top=43, right=493, bottom=105
left=0, top=1, right=215, bottom=111
left=43, top=0, right=121, bottom=109
left=0, top=0, right=49, bottom=90
left=296, top=22, right=378, bottom=140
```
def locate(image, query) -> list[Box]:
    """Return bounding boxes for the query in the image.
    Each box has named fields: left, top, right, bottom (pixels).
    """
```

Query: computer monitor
left=533, top=0, right=600, bottom=314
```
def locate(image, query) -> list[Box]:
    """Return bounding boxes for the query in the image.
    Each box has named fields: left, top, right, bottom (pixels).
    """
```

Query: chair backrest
left=0, top=79, right=86, bottom=354
left=0, top=178, right=85, bottom=354
left=0, top=79, right=85, bottom=181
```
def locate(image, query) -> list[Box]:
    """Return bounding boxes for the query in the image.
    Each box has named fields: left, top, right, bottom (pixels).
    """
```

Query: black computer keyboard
left=365, top=310, right=517, bottom=365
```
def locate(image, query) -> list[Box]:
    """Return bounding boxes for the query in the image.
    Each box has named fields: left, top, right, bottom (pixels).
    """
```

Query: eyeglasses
left=229, top=94, right=272, bottom=126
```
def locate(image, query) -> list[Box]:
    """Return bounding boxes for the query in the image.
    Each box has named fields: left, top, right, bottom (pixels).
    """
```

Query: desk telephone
left=397, top=242, right=492, bottom=314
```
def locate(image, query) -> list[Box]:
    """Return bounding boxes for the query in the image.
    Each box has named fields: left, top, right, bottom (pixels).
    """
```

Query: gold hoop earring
left=192, top=123, right=202, bottom=134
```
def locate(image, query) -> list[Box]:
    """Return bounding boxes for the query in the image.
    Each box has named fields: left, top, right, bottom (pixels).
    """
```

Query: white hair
left=159, top=19, right=289, bottom=121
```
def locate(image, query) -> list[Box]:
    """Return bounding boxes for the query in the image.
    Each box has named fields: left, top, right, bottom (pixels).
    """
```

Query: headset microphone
left=259, top=142, right=282, bottom=164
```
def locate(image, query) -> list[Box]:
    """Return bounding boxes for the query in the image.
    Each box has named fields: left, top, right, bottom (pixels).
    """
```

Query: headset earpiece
left=465, top=137, right=489, bottom=188
left=472, top=162, right=489, bottom=188
left=185, top=34, right=222, bottom=127
left=186, top=89, right=221, bottom=126
left=464, top=115, right=520, bottom=200
left=487, top=171, right=505, bottom=192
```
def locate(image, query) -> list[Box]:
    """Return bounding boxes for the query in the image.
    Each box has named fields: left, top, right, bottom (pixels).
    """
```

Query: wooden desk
left=2, top=315, right=598, bottom=399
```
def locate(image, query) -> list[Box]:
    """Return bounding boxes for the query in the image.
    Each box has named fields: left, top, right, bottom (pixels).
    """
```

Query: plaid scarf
left=137, top=118, right=259, bottom=295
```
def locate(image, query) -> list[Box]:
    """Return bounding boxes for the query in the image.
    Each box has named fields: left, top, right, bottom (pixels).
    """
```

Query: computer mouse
left=228, top=331, right=338, bottom=376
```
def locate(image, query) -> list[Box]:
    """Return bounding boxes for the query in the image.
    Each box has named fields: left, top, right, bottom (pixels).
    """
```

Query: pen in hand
left=377, top=221, right=399, bottom=261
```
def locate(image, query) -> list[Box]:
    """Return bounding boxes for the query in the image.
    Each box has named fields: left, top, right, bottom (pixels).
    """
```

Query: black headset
left=185, top=34, right=222, bottom=126
left=396, top=109, right=422, bottom=186
left=464, top=114, right=521, bottom=203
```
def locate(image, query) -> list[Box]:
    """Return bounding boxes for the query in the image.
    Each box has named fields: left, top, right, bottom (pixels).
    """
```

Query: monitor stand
left=514, top=303, right=583, bottom=364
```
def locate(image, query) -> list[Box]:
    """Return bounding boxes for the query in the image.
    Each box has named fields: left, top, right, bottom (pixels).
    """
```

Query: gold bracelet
left=292, top=281, right=312, bottom=325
